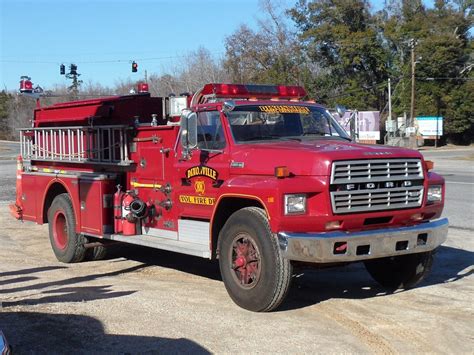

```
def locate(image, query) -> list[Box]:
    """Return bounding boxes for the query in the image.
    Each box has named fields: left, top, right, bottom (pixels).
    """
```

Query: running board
left=103, top=233, right=211, bottom=259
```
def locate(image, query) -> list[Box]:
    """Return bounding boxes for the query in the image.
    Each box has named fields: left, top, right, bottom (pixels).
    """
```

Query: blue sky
left=0, top=0, right=434, bottom=91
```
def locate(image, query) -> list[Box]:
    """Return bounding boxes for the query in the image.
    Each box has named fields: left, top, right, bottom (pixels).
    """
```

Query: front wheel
left=364, top=251, right=434, bottom=290
left=47, top=193, right=86, bottom=263
left=218, top=207, right=292, bottom=312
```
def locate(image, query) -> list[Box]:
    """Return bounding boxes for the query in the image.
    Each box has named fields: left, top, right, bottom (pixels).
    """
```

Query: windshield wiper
left=301, top=131, right=325, bottom=136
left=278, top=136, right=301, bottom=142
left=337, top=136, right=352, bottom=142
left=301, top=131, right=352, bottom=142
left=242, top=135, right=301, bottom=142
left=242, top=136, right=276, bottom=141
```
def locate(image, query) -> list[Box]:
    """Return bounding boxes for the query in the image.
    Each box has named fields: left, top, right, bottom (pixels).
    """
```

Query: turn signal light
left=274, top=166, right=290, bottom=178
left=410, top=213, right=424, bottom=221
left=325, top=221, right=342, bottom=230
left=425, top=160, right=434, bottom=171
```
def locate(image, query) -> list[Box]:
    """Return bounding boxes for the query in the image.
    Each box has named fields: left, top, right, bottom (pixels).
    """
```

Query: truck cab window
left=301, top=110, right=330, bottom=135
left=226, top=105, right=349, bottom=143
left=197, top=111, right=226, bottom=150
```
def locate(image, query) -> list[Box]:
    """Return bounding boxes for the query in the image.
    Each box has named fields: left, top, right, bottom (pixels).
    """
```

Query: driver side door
left=174, top=110, right=230, bottom=220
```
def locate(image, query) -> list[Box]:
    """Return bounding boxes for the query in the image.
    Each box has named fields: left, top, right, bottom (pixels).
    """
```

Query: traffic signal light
left=70, top=64, right=77, bottom=75
left=60, top=64, right=65, bottom=75
left=132, top=61, right=138, bottom=72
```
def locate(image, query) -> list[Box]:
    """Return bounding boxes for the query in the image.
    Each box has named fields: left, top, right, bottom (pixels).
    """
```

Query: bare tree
left=146, top=47, right=228, bottom=96
left=224, top=0, right=311, bottom=86
left=5, top=46, right=229, bottom=138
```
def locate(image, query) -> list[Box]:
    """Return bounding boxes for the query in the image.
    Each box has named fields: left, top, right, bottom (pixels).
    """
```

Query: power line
left=323, top=77, right=404, bottom=100
left=0, top=60, right=59, bottom=64
left=314, top=72, right=472, bottom=101
left=417, top=77, right=474, bottom=80
left=0, top=51, right=225, bottom=65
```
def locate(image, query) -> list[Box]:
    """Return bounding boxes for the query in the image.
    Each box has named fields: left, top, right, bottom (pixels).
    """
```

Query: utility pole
left=388, top=78, right=392, bottom=122
left=63, top=64, right=82, bottom=99
left=410, top=39, right=417, bottom=129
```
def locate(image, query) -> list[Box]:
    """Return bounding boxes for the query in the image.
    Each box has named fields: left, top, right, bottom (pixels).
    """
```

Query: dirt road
left=0, top=204, right=472, bottom=353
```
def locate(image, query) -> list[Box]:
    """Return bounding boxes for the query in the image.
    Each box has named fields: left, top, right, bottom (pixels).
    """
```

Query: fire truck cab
left=11, top=83, right=448, bottom=312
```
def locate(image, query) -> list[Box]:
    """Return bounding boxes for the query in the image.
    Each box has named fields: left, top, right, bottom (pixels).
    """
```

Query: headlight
left=284, top=194, right=306, bottom=215
left=427, top=185, right=442, bottom=203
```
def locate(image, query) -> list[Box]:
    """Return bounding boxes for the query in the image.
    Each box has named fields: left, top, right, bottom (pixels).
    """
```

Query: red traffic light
left=132, top=61, right=138, bottom=72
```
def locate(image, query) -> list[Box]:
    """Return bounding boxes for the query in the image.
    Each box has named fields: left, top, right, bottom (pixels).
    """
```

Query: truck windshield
left=226, top=105, right=350, bottom=143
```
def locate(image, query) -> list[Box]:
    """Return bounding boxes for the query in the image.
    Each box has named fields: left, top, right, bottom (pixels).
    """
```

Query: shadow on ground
left=1, top=245, right=470, bottom=311
left=0, top=312, right=211, bottom=353
left=109, top=243, right=473, bottom=311
left=107, top=244, right=222, bottom=281
left=0, top=266, right=67, bottom=278
left=0, top=265, right=144, bottom=307
left=281, top=244, right=473, bottom=311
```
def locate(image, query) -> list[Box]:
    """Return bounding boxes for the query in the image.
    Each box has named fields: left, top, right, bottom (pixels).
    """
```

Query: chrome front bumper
left=277, top=218, right=449, bottom=263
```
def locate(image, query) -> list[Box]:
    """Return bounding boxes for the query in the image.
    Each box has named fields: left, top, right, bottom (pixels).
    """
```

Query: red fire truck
left=10, top=82, right=448, bottom=312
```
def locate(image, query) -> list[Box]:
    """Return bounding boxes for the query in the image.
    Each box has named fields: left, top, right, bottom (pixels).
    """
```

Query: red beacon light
left=19, top=76, right=33, bottom=93
left=199, top=83, right=307, bottom=101
left=277, top=85, right=306, bottom=99
left=137, top=82, right=149, bottom=93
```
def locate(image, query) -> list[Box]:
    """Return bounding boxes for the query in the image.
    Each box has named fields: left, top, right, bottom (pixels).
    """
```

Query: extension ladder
left=19, top=125, right=132, bottom=165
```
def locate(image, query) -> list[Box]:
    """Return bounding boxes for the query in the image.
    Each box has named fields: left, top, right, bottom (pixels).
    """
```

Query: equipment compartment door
left=20, top=173, right=38, bottom=222
left=79, top=178, right=114, bottom=236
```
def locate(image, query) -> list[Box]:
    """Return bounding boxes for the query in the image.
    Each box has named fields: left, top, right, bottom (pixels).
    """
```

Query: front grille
left=331, top=186, right=424, bottom=213
left=331, top=159, right=423, bottom=184
left=330, top=159, right=424, bottom=214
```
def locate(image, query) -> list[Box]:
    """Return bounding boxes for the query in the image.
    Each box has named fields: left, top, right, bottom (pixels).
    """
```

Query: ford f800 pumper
left=10, top=83, right=448, bottom=312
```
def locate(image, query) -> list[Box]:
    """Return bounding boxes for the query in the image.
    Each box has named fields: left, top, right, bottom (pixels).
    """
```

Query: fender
left=212, top=175, right=281, bottom=230
left=40, top=177, right=81, bottom=233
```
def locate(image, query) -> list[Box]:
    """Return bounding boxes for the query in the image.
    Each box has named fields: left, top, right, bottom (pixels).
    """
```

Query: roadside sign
left=386, top=119, right=396, bottom=132
left=416, top=116, right=443, bottom=137
left=334, top=110, right=381, bottom=141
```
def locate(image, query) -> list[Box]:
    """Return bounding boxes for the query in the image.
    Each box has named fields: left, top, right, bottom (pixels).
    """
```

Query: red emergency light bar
left=19, top=76, right=33, bottom=93
left=200, top=83, right=307, bottom=100
left=137, top=82, right=149, bottom=93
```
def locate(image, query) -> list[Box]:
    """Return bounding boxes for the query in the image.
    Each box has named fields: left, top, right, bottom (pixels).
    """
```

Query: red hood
left=230, top=140, right=423, bottom=176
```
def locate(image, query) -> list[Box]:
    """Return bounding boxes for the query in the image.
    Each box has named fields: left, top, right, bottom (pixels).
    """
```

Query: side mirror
left=336, top=104, right=347, bottom=117
left=180, top=111, right=198, bottom=159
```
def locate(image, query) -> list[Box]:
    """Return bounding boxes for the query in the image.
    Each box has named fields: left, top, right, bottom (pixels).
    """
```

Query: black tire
left=218, top=207, right=292, bottom=312
left=364, top=251, right=434, bottom=290
left=47, top=193, right=86, bottom=263
left=85, top=243, right=108, bottom=261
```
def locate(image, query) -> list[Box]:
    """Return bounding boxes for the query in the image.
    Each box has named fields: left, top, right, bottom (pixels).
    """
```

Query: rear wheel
left=218, top=207, right=292, bottom=312
left=85, top=243, right=108, bottom=261
left=364, top=251, right=434, bottom=290
left=47, top=193, right=86, bottom=263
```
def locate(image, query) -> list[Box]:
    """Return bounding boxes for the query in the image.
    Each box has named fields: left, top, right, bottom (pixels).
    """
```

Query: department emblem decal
left=194, top=180, right=206, bottom=195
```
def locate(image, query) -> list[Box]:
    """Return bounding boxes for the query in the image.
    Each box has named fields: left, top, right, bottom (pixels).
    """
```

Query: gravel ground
left=0, top=144, right=473, bottom=353
left=0, top=207, right=472, bottom=353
